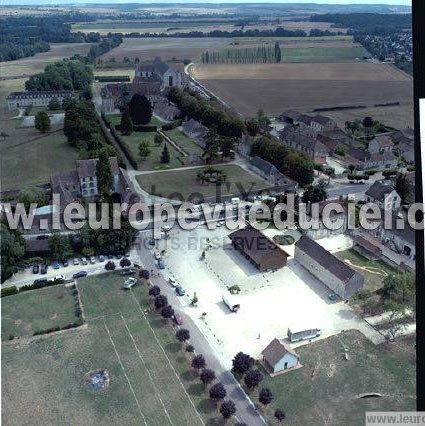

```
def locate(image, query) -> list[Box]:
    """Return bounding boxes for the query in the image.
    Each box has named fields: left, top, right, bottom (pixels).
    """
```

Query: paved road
left=135, top=236, right=266, bottom=426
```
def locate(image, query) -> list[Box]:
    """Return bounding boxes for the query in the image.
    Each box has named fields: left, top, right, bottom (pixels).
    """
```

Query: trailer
left=287, top=328, right=321, bottom=343
left=222, top=293, right=240, bottom=313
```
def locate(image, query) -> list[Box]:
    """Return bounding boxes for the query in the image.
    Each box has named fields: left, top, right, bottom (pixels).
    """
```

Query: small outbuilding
left=261, top=338, right=301, bottom=375
left=228, top=227, right=289, bottom=272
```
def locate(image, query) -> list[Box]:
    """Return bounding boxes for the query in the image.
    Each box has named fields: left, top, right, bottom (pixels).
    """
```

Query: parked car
left=73, top=258, right=79, bottom=266
left=98, top=255, right=105, bottom=262
left=34, top=278, right=48, bottom=286
left=121, top=268, right=136, bottom=276
left=62, top=259, right=69, bottom=267
left=148, top=239, right=156, bottom=246
left=107, top=255, right=114, bottom=260
left=175, top=286, right=185, bottom=296
left=52, top=274, right=65, bottom=283
left=169, top=276, right=178, bottom=287
left=158, top=259, right=165, bottom=270
left=123, top=277, right=137, bottom=289
left=154, top=252, right=161, bottom=260
left=36, top=235, right=48, bottom=240
left=133, top=263, right=141, bottom=269
left=81, top=257, right=88, bottom=265
left=52, top=261, right=60, bottom=269
left=32, top=265, right=39, bottom=274
left=40, top=264, right=48, bottom=274
left=89, top=256, right=96, bottom=265
left=173, top=313, right=184, bottom=325
left=73, top=271, right=87, bottom=279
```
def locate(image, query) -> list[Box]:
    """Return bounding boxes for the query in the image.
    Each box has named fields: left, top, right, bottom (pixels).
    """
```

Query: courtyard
left=147, top=225, right=384, bottom=369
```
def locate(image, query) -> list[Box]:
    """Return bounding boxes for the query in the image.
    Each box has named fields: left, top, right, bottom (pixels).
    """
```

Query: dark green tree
left=35, top=111, right=51, bottom=132
left=394, top=173, right=410, bottom=204
left=96, top=150, right=113, bottom=196
left=120, top=105, right=133, bottom=135
left=160, top=144, right=170, bottom=164
left=220, top=400, right=236, bottom=421
left=274, top=41, right=282, bottom=63
left=1, top=223, right=25, bottom=282
left=302, top=181, right=328, bottom=203
left=129, top=93, right=152, bottom=125
left=48, top=233, right=73, bottom=259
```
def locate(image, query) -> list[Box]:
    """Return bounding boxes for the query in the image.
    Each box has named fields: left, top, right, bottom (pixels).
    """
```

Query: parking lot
left=2, top=250, right=140, bottom=288
left=150, top=225, right=384, bottom=368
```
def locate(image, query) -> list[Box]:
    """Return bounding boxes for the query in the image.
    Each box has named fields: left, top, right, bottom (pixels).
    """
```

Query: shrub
left=120, top=257, right=131, bottom=268
left=232, top=352, right=254, bottom=375
left=154, top=294, right=168, bottom=310
left=192, top=354, right=206, bottom=370
left=105, top=260, right=116, bottom=270
left=186, top=344, right=195, bottom=352
left=149, top=285, right=161, bottom=297
left=162, top=119, right=182, bottom=131
left=244, top=369, right=263, bottom=390
left=1, top=286, right=18, bottom=298
left=176, top=328, right=190, bottom=342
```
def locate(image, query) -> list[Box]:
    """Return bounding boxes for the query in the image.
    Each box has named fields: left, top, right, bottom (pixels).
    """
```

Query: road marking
left=129, top=290, right=205, bottom=426
left=120, top=313, right=174, bottom=425
left=103, top=319, right=148, bottom=426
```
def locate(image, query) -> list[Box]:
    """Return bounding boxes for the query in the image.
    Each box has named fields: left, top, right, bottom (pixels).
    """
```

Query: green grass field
left=1, top=285, right=80, bottom=340
left=334, top=249, right=395, bottom=292
left=137, top=164, right=270, bottom=200
left=279, top=46, right=365, bottom=62
left=106, top=113, right=186, bottom=171
left=1, top=272, right=225, bottom=424
left=164, top=128, right=203, bottom=157
left=248, top=331, right=415, bottom=425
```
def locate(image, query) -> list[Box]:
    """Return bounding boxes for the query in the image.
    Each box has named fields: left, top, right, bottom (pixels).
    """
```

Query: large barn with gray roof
left=295, top=235, right=364, bottom=299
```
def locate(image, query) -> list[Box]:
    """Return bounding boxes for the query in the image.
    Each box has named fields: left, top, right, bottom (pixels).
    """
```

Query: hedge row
left=20, top=279, right=63, bottom=293
left=162, top=119, right=182, bottom=131
left=347, top=174, right=370, bottom=181
left=1, top=286, right=18, bottom=298
left=32, top=318, right=84, bottom=336
left=102, top=113, right=138, bottom=169
left=95, top=76, right=130, bottom=82
left=115, top=123, right=157, bottom=132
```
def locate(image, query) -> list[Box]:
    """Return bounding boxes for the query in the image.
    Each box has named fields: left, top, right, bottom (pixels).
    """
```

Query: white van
left=222, top=293, right=240, bottom=313
left=287, top=328, right=321, bottom=343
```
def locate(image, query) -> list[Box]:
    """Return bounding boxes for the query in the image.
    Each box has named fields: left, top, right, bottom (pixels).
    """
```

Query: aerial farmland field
left=0, top=43, right=93, bottom=79
left=100, top=37, right=233, bottom=62
left=191, top=62, right=413, bottom=120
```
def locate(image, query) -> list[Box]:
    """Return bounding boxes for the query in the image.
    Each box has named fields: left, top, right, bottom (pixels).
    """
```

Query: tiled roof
left=295, top=235, right=358, bottom=283
left=365, top=181, right=395, bottom=201
left=262, top=338, right=299, bottom=367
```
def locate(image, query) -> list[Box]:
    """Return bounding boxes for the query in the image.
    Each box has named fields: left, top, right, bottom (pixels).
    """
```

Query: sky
left=1, top=0, right=412, bottom=5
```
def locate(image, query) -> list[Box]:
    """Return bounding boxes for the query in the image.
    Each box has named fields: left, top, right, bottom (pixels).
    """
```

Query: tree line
left=251, top=135, right=314, bottom=187
left=0, top=14, right=122, bottom=62
left=122, top=26, right=343, bottom=39
left=310, top=13, right=412, bottom=35
left=202, top=42, right=282, bottom=64
left=168, top=87, right=245, bottom=139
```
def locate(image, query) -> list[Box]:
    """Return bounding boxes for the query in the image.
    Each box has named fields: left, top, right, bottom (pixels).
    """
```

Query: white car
left=169, top=276, right=178, bottom=287
left=217, top=220, right=225, bottom=227
left=123, top=277, right=137, bottom=289
left=154, top=252, right=161, bottom=260
left=73, top=258, right=79, bottom=266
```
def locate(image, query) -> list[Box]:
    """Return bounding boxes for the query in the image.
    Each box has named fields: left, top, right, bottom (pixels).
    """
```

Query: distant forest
left=310, top=13, right=412, bottom=34
left=0, top=14, right=104, bottom=62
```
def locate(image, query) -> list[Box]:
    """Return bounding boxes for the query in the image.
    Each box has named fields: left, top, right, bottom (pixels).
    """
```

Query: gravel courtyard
left=153, top=225, right=384, bottom=368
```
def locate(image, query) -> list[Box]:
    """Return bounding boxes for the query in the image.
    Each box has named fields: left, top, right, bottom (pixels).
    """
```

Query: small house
left=261, top=338, right=300, bottom=374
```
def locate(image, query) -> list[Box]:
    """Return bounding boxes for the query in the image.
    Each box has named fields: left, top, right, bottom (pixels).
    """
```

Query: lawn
left=1, top=271, right=225, bottom=424
left=0, top=124, right=79, bottom=191
left=278, top=46, right=365, bottom=62
left=1, top=285, right=80, bottom=340
left=106, top=113, right=185, bottom=171
left=334, top=249, right=395, bottom=292
left=164, top=128, right=204, bottom=157
left=136, top=164, right=271, bottom=201
left=247, top=330, right=415, bottom=425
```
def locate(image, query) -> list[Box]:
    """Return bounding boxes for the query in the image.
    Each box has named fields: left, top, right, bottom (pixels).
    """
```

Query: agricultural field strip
left=103, top=318, right=148, bottom=426
left=80, top=281, right=204, bottom=425
left=128, top=289, right=205, bottom=426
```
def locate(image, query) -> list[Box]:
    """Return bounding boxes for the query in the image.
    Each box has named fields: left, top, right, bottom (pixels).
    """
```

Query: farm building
left=310, top=115, right=337, bottom=132
left=365, top=181, right=401, bottom=211
left=294, top=235, right=364, bottom=299
left=261, top=338, right=300, bottom=375
left=7, top=90, right=75, bottom=110
left=368, top=135, right=394, bottom=155
left=228, top=227, right=289, bottom=272
left=391, top=128, right=415, bottom=164
left=352, top=234, right=383, bottom=261
left=278, top=125, right=328, bottom=165
left=249, top=156, right=297, bottom=190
